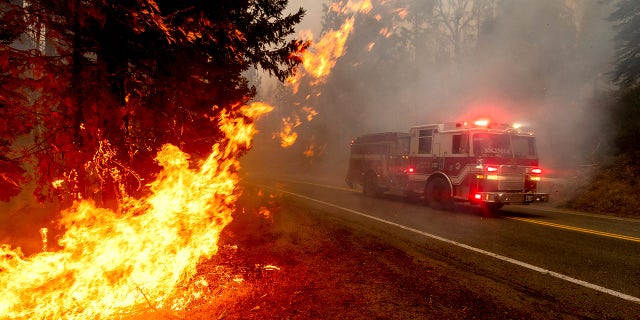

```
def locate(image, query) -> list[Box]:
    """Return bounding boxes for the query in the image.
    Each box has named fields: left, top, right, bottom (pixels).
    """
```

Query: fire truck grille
left=499, top=165, right=526, bottom=191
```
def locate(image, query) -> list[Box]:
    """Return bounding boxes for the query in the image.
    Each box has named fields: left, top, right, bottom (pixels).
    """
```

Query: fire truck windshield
left=472, top=133, right=537, bottom=158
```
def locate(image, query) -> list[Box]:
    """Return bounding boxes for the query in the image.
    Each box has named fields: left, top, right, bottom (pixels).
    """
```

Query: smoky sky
left=247, top=0, right=617, bottom=180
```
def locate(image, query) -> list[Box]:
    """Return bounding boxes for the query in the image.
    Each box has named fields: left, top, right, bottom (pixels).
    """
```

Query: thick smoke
left=248, top=1, right=617, bottom=188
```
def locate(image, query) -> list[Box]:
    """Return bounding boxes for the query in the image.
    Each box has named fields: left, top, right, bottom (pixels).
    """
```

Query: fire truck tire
left=363, top=174, right=380, bottom=197
left=482, top=202, right=504, bottom=213
left=425, top=176, right=453, bottom=211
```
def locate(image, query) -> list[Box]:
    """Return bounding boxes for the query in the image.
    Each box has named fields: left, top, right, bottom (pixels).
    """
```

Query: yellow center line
left=507, top=217, right=640, bottom=243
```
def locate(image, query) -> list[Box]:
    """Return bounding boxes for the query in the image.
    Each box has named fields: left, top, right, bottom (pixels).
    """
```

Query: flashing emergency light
left=486, top=166, right=499, bottom=172
left=474, top=119, right=490, bottom=127
left=531, top=168, right=542, bottom=174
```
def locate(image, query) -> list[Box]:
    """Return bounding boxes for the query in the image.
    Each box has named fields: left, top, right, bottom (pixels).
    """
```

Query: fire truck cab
left=346, top=119, right=549, bottom=210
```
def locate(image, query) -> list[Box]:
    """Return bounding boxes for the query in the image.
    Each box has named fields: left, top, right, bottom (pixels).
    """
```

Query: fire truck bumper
left=476, top=192, right=549, bottom=204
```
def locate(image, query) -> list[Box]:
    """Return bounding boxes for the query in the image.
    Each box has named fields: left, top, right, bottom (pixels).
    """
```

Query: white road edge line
left=275, top=188, right=640, bottom=304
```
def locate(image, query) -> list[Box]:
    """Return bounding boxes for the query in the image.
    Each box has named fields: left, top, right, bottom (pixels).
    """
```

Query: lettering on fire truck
left=345, top=119, right=550, bottom=210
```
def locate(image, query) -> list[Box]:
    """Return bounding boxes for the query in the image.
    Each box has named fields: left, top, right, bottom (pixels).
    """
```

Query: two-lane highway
left=250, top=176, right=640, bottom=315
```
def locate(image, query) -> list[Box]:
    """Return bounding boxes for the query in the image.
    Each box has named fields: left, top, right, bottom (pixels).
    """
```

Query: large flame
left=286, top=0, right=371, bottom=93
left=0, top=103, right=272, bottom=319
left=279, top=1, right=371, bottom=152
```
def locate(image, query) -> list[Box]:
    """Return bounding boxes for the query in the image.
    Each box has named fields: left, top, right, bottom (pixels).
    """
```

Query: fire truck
left=345, top=119, right=549, bottom=210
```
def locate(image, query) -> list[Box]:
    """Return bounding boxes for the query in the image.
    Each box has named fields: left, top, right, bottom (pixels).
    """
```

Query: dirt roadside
left=173, top=187, right=639, bottom=320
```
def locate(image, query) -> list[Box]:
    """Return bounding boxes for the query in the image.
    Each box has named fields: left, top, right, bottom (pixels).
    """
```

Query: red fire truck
left=345, top=119, right=549, bottom=210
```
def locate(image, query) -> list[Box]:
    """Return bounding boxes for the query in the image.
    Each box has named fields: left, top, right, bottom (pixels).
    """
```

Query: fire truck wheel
left=363, top=174, right=380, bottom=197
left=425, top=176, right=453, bottom=211
left=482, top=202, right=504, bottom=213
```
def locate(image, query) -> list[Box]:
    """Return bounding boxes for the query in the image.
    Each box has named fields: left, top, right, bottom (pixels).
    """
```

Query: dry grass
left=564, top=156, right=640, bottom=217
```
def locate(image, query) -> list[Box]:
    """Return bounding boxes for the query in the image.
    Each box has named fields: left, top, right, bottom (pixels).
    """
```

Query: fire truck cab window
left=452, top=133, right=468, bottom=154
left=511, top=135, right=537, bottom=158
left=473, top=133, right=511, bottom=157
left=472, top=133, right=537, bottom=158
left=418, top=129, right=433, bottom=154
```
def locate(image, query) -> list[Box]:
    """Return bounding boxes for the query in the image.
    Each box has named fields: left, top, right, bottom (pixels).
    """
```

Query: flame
left=394, top=7, right=408, bottom=20
left=287, top=0, right=372, bottom=93
left=258, top=206, right=271, bottom=220
left=280, top=1, right=372, bottom=150
left=39, top=228, right=48, bottom=252
left=304, top=17, right=353, bottom=83
left=0, top=103, right=272, bottom=319
left=275, top=106, right=317, bottom=148
left=277, top=116, right=301, bottom=148
left=51, top=179, right=64, bottom=189
left=379, top=27, right=392, bottom=38
left=329, top=0, right=372, bottom=14
left=301, top=106, right=318, bottom=122
left=303, top=143, right=315, bottom=158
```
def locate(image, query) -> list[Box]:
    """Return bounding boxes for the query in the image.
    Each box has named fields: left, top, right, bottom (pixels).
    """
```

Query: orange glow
left=367, top=42, right=376, bottom=51
left=379, top=27, right=392, bottom=38
left=394, top=8, right=408, bottom=19
left=258, top=206, right=272, bottom=220
left=303, top=143, right=315, bottom=158
left=0, top=103, right=272, bottom=319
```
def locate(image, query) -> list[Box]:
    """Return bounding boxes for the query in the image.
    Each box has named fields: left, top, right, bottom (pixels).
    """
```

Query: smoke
left=244, top=0, right=617, bottom=185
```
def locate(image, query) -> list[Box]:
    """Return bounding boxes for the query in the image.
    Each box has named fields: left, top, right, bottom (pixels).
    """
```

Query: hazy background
left=244, top=0, right=618, bottom=186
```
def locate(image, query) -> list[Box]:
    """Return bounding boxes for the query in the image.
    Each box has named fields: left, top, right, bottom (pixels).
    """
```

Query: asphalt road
left=248, top=176, right=640, bottom=315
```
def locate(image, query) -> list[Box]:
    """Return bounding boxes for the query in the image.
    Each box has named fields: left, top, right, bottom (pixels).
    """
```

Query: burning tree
left=0, top=0, right=308, bottom=205
left=0, top=0, right=310, bottom=318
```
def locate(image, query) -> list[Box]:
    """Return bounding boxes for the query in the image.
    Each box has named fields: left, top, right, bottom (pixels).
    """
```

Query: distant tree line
left=608, top=0, right=640, bottom=161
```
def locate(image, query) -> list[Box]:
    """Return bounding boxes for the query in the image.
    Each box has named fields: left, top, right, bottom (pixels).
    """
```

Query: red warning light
left=474, top=119, right=490, bottom=127
left=486, top=166, right=499, bottom=172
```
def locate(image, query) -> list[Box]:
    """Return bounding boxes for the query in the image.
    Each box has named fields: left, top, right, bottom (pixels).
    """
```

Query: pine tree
left=0, top=0, right=308, bottom=204
left=609, top=0, right=640, bottom=87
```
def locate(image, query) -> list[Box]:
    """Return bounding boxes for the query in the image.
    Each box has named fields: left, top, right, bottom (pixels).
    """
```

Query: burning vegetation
left=0, top=104, right=271, bottom=318
left=0, top=0, right=305, bottom=318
